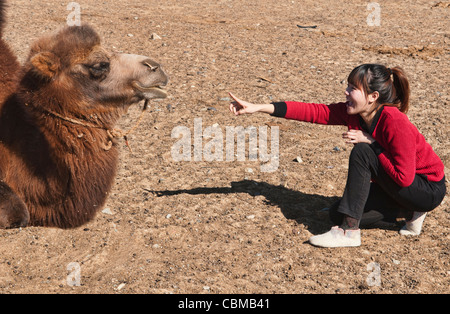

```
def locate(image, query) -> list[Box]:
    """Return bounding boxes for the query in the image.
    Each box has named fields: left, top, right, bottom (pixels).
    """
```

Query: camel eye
left=88, top=62, right=110, bottom=78
left=91, top=62, right=110, bottom=71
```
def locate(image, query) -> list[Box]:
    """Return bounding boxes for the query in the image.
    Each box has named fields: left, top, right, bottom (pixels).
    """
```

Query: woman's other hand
left=343, top=129, right=375, bottom=145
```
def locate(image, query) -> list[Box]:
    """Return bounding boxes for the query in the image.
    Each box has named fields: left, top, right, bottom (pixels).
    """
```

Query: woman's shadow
left=146, top=180, right=340, bottom=235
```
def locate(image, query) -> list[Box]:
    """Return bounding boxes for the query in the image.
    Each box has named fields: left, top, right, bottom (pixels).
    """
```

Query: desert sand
left=0, top=0, right=448, bottom=294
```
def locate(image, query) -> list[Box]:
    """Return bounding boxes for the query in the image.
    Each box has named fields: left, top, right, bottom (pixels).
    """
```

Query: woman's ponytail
left=391, top=67, right=410, bottom=113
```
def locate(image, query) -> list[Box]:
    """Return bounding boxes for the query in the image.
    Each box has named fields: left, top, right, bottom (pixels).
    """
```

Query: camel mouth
left=132, top=81, right=168, bottom=99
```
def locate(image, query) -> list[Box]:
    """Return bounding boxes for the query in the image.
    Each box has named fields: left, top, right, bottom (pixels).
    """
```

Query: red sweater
left=275, top=101, right=445, bottom=187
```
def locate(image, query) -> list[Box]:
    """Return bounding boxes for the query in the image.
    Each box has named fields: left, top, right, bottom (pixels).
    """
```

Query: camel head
left=23, top=24, right=168, bottom=115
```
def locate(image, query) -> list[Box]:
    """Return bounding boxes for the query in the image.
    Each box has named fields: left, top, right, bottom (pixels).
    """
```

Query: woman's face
left=345, top=84, right=376, bottom=115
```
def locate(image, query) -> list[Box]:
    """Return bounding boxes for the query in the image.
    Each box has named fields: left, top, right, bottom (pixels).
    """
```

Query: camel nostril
left=143, top=60, right=159, bottom=72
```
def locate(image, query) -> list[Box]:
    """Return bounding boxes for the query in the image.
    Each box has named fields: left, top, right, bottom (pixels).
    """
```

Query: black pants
left=330, top=143, right=446, bottom=228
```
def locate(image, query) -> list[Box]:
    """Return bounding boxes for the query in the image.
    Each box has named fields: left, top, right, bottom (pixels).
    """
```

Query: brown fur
left=0, top=0, right=5, bottom=33
left=0, top=0, right=20, bottom=106
left=0, top=1, right=168, bottom=229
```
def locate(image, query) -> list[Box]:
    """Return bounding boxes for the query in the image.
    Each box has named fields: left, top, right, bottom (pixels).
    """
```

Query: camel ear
left=30, top=52, right=60, bottom=78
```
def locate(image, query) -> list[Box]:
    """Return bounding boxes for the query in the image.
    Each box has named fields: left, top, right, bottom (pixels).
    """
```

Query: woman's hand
left=228, top=92, right=274, bottom=116
left=343, top=129, right=375, bottom=145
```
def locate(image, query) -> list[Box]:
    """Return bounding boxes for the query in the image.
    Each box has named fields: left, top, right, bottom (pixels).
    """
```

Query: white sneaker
left=309, top=226, right=361, bottom=248
left=399, top=211, right=427, bottom=236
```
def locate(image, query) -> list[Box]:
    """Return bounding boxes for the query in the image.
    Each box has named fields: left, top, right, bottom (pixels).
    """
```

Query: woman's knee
left=349, top=143, right=377, bottom=165
left=350, top=143, right=373, bottom=157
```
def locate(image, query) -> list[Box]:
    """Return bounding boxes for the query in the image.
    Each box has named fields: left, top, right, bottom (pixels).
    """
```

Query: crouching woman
left=229, top=64, right=446, bottom=248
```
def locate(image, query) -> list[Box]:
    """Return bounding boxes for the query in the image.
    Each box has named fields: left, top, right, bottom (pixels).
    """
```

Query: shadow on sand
left=146, top=179, right=340, bottom=235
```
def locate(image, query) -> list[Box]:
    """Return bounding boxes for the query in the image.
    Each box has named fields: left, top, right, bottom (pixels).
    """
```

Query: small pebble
left=102, top=207, right=113, bottom=215
left=150, top=33, right=162, bottom=40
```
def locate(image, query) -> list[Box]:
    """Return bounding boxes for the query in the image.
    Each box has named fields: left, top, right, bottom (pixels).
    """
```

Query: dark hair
left=347, top=64, right=410, bottom=113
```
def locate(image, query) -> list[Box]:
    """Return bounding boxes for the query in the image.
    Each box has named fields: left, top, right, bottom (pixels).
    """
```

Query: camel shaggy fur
left=0, top=1, right=19, bottom=105
left=0, top=1, right=168, bottom=228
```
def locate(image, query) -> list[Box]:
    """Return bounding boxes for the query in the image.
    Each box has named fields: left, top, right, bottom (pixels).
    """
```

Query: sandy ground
left=0, top=0, right=448, bottom=294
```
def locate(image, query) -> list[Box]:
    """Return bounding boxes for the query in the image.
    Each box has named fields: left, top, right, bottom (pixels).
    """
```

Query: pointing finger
left=229, top=92, right=243, bottom=105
